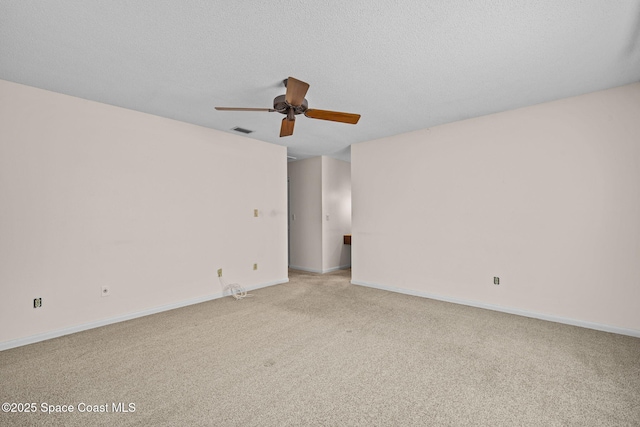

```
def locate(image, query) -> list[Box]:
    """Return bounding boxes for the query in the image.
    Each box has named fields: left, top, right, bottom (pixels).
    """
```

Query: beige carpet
left=1, top=269, right=639, bottom=426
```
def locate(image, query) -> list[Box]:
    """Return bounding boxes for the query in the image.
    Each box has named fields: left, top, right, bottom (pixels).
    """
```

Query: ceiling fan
left=215, top=77, right=361, bottom=137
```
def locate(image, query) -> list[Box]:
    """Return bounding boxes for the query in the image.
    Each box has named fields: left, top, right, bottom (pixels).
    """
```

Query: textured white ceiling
left=1, top=1, right=639, bottom=161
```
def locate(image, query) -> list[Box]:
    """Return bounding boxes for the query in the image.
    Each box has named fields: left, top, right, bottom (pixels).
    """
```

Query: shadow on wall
left=626, top=2, right=640, bottom=54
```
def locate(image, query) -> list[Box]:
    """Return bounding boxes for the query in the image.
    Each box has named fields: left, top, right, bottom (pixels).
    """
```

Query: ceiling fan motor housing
left=273, top=94, right=308, bottom=115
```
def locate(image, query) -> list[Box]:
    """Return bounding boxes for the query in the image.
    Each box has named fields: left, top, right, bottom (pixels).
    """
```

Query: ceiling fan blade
left=285, top=77, right=310, bottom=107
left=215, top=107, right=275, bottom=112
left=304, top=109, right=361, bottom=124
left=280, top=118, right=295, bottom=137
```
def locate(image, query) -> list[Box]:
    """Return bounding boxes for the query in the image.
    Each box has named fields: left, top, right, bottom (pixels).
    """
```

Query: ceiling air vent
left=232, top=126, right=253, bottom=134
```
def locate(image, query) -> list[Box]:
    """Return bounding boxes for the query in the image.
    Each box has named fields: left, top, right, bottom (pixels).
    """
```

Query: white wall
left=287, top=157, right=323, bottom=272
left=0, top=80, right=288, bottom=349
left=352, top=83, right=640, bottom=335
left=322, top=157, right=351, bottom=271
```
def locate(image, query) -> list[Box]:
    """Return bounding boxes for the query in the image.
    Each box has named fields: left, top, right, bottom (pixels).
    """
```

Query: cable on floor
left=219, top=276, right=252, bottom=300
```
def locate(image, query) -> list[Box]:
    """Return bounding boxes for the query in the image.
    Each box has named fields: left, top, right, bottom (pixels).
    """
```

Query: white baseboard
left=322, top=265, right=351, bottom=273
left=351, top=279, right=640, bottom=338
left=289, top=265, right=351, bottom=274
left=0, top=278, right=289, bottom=352
left=289, top=265, right=323, bottom=273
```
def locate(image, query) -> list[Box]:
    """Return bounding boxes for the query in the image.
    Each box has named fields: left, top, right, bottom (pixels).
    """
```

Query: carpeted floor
left=1, top=268, right=639, bottom=426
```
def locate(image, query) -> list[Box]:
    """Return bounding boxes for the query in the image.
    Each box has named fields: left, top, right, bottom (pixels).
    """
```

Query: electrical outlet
left=254, top=209, right=259, bottom=217
left=253, top=263, right=258, bottom=270
left=494, top=277, right=500, bottom=285
left=101, top=286, right=111, bottom=297
left=33, top=298, right=42, bottom=308
left=217, top=268, right=222, bottom=277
